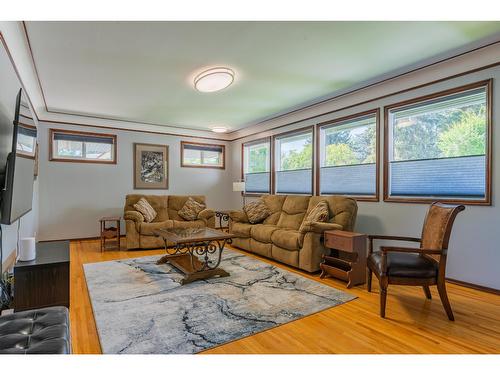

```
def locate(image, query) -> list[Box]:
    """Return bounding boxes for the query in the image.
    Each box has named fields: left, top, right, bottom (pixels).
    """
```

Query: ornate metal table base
left=156, top=239, right=230, bottom=285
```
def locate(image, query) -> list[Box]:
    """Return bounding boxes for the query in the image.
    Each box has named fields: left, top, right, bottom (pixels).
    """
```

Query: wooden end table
left=320, top=230, right=367, bottom=288
left=153, top=227, right=235, bottom=285
left=99, top=216, right=121, bottom=252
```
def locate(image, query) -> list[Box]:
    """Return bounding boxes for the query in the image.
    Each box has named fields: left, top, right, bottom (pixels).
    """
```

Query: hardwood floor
left=70, top=238, right=500, bottom=354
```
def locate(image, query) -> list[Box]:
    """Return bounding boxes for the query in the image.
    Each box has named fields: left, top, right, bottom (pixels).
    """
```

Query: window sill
left=384, top=196, right=491, bottom=206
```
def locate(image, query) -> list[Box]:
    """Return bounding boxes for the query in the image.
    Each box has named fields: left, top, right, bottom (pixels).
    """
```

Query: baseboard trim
left=1, top=250, right=17, bottom=272
left=446, top=278, right=500, bottom=295
left=37, top=235, right=126, bottom=243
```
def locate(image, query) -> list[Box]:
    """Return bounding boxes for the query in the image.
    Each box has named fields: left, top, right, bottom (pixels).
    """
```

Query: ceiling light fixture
left=211, top=126, right=228, bottom=133
left=194, top=67, right=234, bottom=93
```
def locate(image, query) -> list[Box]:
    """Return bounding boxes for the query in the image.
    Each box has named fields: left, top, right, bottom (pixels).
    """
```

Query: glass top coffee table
left=153, top=228, right=235, bottom=285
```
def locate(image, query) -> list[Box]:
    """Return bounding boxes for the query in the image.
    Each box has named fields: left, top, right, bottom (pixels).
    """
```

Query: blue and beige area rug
left=83, top=250, right=355, bottom=354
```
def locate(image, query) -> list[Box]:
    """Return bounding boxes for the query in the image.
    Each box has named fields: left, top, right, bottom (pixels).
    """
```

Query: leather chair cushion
left=368, top=252, right=438, bottom=279
left=0, top=306, right=71, bottom=354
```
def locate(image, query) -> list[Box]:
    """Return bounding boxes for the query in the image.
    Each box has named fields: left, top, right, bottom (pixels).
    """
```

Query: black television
left=0, top=88, right=36, bottom=225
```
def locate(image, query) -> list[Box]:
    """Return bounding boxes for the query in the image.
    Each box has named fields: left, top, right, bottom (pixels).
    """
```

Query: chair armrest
left=300, top=222, right=343, bottom=234
left=124, top=210, right=144, bottom=223
left=380, top=246, right=442, bottom=255
left=368, top=235, right=421, bottom=255
left=197, top=209, right=215, bottom=223
left=228, top=210, right=249, bottom=223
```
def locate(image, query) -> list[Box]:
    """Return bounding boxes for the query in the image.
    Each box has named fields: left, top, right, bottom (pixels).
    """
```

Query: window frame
left=315, top=108, right=380, bottom=202
left=49, top=128, right=117, bottom=164
left=272, top=125, right=315, bottom=195
left=180, top=141, right=225, bottom=169
left=383, top=79, right=492, bottom=206
left=240, top=137, right=272, bottom=196
left=16, top=123, right=37, bottom=160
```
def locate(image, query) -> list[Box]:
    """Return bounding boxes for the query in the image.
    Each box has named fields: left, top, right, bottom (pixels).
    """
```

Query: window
left=17, top=124, right=37, bottom=158
left=242, top=138, right=271, bottom=194
left=274, top=127, right=314, bottom=194
left=385, top=81, right=491, bottom=204
left=318, top=110, right=378, bottom=200
left=181, top=141, right=225, bottom=169
left=50, top=129, right=117, bottom=163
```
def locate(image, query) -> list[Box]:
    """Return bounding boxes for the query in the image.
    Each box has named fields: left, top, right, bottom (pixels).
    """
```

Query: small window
left=50, top=129, right=116, bottom=163
left=181, top=141, right=225, bottom=169
left=385, top=81, right=491, bottom=204
left=274, top=127, right=314, bottom=195
left=318, top=110, right=378, bottom=200
left=17, top=124, right=37, bottom=158
left=242, top=138, right=271, bottom=194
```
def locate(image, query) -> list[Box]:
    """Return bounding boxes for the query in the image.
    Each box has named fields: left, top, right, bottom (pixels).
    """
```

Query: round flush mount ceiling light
left=211, top=126, right=229, bottom=133
left=194, top=67, right=235, bottom=93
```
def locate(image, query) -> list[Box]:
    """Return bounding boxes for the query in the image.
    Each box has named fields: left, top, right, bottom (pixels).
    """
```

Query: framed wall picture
left=133, top=143, right=169, bottom=189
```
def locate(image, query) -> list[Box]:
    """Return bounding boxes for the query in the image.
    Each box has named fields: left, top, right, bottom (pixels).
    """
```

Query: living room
left=1, top=1, right=499, bottom=372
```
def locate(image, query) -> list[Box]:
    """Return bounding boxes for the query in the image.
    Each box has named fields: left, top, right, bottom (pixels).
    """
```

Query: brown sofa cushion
left=261, top=195, right=286, bottom=225
left=276, top=196, right=309, bottom=230
left=299, top=200, right=329, bottom=233
left=231, top=222, right=252, bottom=238
left=243, top=199, right=271, bottom=224
left=139, top=220, right=173, bottom=235
left=271, top=229, right=303, bottom=250
left=133, top=198, right=157, bottom=223
left=178, top=197, right=206, bottom=221
left=125, top=194, right=169, bottom=222
left=172, top=220, right=205, bottom=229
left=251, top=224, right=279, bottom=244
left=167, top=196, right=206, bottom=220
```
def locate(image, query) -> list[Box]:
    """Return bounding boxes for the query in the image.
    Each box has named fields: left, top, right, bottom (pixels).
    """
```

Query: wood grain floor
left=70, top=239, right=500, bottom=354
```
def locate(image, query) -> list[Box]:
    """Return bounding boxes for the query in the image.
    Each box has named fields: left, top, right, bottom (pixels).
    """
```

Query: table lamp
left=232, top=181, right=246, bottom=207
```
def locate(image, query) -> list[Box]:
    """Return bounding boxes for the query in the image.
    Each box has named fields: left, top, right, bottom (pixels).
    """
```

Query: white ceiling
left=25, top=21, right=500, bottom=133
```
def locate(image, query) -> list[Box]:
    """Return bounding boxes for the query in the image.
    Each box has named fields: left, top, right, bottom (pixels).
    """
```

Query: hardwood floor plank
left=69, top=239, right=500, bottom=354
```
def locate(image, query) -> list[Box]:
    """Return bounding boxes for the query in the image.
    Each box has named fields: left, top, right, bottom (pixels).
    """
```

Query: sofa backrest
left=124, top=194, right=169, bottom=222
left=257, top=194, right=357, bottom=231
left=276, top=196, right=310, bottom=230
left=167, top=195, right=206, bottom=220
left=261, top=195, right=286, bottom=225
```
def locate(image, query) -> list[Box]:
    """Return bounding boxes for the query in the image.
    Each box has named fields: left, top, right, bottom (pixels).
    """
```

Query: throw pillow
left=299, top=200, right=330, bottom=232
left=243, top=199, right=271, bottom=224
left=178, top=197, right=206, bottom=221
left=133, top=197, right=157, bottom=223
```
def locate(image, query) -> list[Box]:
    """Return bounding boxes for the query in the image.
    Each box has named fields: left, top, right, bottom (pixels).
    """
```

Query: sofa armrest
left=228, top=210, right=249, bottom=223
left=198, top=209, right=215, bottom=222
left=124, top=210, right=144, bottom=223
left=300, top=221, right=343, bottom=234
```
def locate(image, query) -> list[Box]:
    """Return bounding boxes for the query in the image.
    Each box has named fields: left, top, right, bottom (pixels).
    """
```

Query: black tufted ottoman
left=0, top=306, right=71, bottom=354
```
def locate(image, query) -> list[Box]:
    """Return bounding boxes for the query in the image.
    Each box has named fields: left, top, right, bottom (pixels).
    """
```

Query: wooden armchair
left=367, top=202, right=465, bottom=320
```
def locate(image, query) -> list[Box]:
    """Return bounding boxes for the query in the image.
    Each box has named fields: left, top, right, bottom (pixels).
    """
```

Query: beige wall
left=37, top=123, right=234, bottom=241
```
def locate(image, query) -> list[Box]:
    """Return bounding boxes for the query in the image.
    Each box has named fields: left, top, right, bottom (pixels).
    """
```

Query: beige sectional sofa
left=229, top=195, right=357, bottom=272
left=124, top=194, right=215, bottom=250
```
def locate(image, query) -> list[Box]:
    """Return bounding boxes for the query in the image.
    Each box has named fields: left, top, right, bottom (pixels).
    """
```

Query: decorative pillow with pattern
left=243, top=199, right=271, bottom=224
left=299, top=200, right=330, bottom=232
left=178, top=197, right=206, bottom=221
left=133, top=197, right=157, bottom=223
